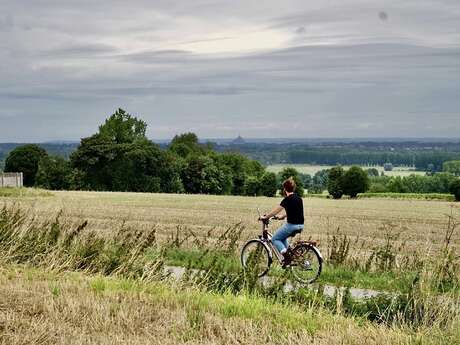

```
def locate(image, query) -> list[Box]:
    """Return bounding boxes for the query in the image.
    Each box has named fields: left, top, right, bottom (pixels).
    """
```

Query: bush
left=327, top=166, right=344, bottom=199
left=450, top=179, right=460, bottom=201
left=35, top=155, right=72, bottom=190
left=341, top=166, right=370, bottom=198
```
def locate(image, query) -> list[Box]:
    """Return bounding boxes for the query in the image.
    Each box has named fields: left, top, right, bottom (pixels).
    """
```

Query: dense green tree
left=341, top=166, right=370, bottom=198
left=327, top=166, right=345, bottom=199
left=279, top=167, right=304, bottom=197
left=169, top=132, right=205, bottom=158
left=181, top=155, right=232, bottom=195
left=217, top=153, right=248, bottom=195
left=367, top=168, right=379, bottom=177
left=71, top=109, right=179, bottom=193
left=259, top=172, right=278, bottom=197
left=300, top=173, right=313, bottom=192
left=310, top=169, right=329, bottom=194
left=35, top=156, right=71, bottom=190
left=4, top=144, right=48, bottom=186
left=99, top=108, right=147, bottom=144
left=244, top=176, right=261, bottom=196
left=372, top=173, right=456, bottom=194
left=443, top=161, right=460, bottom=176
left=387, top=177, right=407, bottom=193
left=450, top=179, right=460, bottom=201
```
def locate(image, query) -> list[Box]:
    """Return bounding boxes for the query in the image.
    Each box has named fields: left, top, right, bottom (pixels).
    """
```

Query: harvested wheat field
left=3, top=190, right=459, bottom=255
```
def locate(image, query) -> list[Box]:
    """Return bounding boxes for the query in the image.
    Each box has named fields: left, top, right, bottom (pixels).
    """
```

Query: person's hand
left=258, top=214, right=268, bottom=221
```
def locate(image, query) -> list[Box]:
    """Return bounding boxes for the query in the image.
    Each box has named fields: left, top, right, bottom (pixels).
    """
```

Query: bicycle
left=240, top=213, right=323, bottom=284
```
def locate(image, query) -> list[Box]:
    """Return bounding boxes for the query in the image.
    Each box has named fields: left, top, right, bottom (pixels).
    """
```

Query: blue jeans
left=272, top=223, right=304, bottom=253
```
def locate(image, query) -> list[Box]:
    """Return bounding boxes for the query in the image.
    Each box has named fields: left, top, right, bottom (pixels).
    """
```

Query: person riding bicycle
left=260, top=177, right=304, bottom=267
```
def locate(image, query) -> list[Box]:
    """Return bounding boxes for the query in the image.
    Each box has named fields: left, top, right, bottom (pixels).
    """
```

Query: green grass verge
left=357, top=193, right=455, bottom=201
left=0, top=187, right=53, bottom=198
left=159, top=247, right=433, bottom=294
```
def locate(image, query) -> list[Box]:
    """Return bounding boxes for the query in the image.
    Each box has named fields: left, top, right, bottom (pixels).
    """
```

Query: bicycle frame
left=259, top=219, right=284, bottom=264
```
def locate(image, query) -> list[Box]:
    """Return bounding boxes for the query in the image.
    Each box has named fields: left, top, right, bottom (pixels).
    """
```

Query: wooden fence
left=0, top=172, right=23, bottom=187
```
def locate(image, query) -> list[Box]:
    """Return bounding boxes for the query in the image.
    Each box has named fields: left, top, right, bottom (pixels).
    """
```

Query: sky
left=1, top=0, right=459, bottom=141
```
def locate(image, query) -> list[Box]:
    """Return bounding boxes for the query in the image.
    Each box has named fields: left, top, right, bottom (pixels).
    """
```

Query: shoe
left=281, top=249, right=293, bottom=268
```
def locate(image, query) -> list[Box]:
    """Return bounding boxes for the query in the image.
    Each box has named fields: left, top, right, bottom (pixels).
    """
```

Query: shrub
left=35, top=155, right=72, bottom=190
left=450, top=179, right=460, bottom=201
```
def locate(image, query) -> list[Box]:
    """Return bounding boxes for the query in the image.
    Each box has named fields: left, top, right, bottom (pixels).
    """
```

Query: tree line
left=224, top=144, right=460, bottom=172
left=3, top=109, right=284, bottom=196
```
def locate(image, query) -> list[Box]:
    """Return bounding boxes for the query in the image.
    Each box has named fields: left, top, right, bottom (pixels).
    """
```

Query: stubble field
left=6, top=190, right=458, bottom=255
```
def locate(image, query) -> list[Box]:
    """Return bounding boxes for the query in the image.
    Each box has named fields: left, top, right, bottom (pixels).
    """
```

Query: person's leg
left=273, top=224, right=303, bottom=252
left=272, top=223, right=291, bottom=254
left=282, top=238, right=289, bottom=251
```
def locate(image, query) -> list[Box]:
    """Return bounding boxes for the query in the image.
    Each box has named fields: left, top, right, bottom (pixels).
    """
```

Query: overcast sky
left=1, top=0, right=459, bottom=141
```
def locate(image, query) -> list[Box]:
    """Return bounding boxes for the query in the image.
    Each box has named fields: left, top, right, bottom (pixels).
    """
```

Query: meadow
left=0, top=188, right=459, bottom=344
left=266, top=164, right=425, bottom=177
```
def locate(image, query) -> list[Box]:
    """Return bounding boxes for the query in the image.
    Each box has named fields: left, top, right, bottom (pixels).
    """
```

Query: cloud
left=0, top=0, right=459, bottom=141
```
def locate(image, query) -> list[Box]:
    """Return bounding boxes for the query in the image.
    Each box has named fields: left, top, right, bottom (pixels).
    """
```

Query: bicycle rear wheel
left=290, top=244, right=322, bottom=284
left=241, top=239, right=271, bottom=278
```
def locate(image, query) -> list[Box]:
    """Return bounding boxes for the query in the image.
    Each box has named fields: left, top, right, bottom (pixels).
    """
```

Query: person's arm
left=261, top=205, right=284, bottom=220
left=277, top=211, right=287, bottom=220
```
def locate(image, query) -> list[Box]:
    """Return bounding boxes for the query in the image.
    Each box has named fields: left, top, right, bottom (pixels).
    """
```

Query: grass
left=1, top=265, right=458, bottom=345
left=0, top=187, right=53, bottom=198
left=159, top=247, right=441, bottom=294
left=358, top=193, right=455, bottom=201
left=266, top=164, right=425, bottom=177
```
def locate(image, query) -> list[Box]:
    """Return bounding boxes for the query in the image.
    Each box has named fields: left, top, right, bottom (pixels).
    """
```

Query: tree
left=341, top=166, right=370, bottom=198
left=181, top=155, right=232, bottom=195
left=279, top=167, right=304, bottom=197
left=310, top=169, right=329, bottom=194
left=450, top=179, right=460, bottom=201
left=35, top=155, right=71, bottom=190
left=327, top=166, right=344, bottom=199
left=443, top=161, right=460, bottom=176
left=99, top=108, right=147, bottom=144
left=259, top=172, right=277, bottom=197
left=367, top=168, right=379, bottom=177
left=169, top=132, right=205, bottom=158
left=217, top=153, right=249, bottom=195
left=4, top=144, right=48, bottom=186
left=70, top=109, right=177, bottom=193
left=244, top=176, right=261, bottom=196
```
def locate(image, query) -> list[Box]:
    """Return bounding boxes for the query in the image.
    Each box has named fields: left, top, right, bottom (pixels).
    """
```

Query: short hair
left=282, top=177, right=296, bottom=193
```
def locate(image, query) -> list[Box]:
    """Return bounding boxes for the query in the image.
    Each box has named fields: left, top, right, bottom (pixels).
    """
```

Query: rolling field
left=3, top=189, right=458, bottom=256
left=266, top=164, right=425, bottom=177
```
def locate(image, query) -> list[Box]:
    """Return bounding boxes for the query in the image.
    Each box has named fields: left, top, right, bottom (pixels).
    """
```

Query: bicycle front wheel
left=241, top=239, right=271, bottom=278
left=290, top=244, right=322, bottom=284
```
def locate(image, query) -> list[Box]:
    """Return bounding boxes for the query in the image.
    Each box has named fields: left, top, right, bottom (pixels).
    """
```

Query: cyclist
left=259, top=177, right=304, bottom=266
